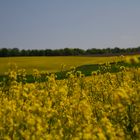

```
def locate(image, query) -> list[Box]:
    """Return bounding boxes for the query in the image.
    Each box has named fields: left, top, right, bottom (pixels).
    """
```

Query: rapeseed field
left=0, top=56, right=140, bottom=139
left=0, top=56, right=118, bottom=75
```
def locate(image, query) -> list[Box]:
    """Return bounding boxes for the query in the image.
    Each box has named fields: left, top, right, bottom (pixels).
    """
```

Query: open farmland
left=0, top=56, right=118, bottom=75
left=0, top=55, right=140, bottom=139
left=0, top=59, right=140, bottom=139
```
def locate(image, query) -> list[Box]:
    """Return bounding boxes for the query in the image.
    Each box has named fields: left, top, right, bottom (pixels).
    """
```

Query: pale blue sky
left=0, top=0, right=140, bottom=50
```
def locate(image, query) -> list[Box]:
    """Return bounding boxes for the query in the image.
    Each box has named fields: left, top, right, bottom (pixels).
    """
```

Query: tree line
left=0, top=47, right=140, bottom=57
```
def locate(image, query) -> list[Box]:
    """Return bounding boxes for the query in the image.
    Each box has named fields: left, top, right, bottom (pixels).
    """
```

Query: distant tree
left=112, top=47, right=120, bottom=54
left=126, top=48, right=132, bottom=54
left=38, top=50, right=45, bottom=56
left=21, top=49, right=27, bottom=56
left=9, top=48, right=19, bottom=56
left=1, top=46, right=140, bottom=57
left=86, top=48, right=98, bottom=55
left=73, top=48, right=85, bottom=55
left=63, top=48, right=74, bottom=56
left=45, top=49, right=53, bottom=56
left=0, top=48, right=9, bottom=57
left=103, top=48, right=111, bottom=54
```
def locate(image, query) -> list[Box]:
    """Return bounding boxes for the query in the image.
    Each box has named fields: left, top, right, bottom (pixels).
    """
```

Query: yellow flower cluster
left=0, top=66, right=140, bottom=139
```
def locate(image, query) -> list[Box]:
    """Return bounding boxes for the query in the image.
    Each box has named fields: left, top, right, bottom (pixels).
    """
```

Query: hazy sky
left=0, top=0, right=140, bottom=50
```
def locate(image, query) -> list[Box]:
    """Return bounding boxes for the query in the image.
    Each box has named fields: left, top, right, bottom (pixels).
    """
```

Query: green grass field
left=0, top=56, right=118, bottom=75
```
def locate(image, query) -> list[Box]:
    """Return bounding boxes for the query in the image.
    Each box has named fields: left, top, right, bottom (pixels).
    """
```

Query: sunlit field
left=0, top=55, right=140, bottom=139
left=0, top=56, right=118, bottom=75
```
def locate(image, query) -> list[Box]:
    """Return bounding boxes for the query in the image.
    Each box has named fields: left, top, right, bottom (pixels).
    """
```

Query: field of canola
left=0, top=57, right=140, bottom=139
left=0, top=56, right=118, bottom=75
